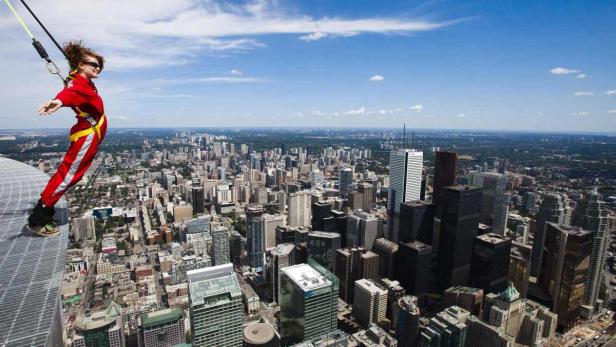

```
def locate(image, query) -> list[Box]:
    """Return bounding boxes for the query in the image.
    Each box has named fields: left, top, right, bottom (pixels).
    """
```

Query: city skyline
left=0, top=0, right=615, bottom=132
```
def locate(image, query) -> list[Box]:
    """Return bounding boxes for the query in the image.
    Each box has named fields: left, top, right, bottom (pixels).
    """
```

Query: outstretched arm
left=38, top=99, right=63, bottom=115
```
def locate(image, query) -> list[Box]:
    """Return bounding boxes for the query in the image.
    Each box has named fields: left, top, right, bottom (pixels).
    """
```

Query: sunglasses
left=81, top=61, right=101, bottom=70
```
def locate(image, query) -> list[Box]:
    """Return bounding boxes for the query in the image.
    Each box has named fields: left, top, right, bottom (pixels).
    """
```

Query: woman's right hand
left=38, top=99, right=63, bottom=115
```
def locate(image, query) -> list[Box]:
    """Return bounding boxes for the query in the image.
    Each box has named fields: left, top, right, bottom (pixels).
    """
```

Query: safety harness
left=4, top=0, right=106, bottom=143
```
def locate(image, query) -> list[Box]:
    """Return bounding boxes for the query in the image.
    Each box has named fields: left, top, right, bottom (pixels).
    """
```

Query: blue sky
left=0, top=0, right=615, bottom=132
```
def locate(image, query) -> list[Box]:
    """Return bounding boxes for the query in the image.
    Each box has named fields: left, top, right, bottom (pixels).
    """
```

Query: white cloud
left=608, top=109, right=616, bottom=115
left=576, top=74, right=587, bottom=79
left=571, top=112, right=589, bottom=116
left=0, top=1, right=461, bottom=71
left=345, top=107, right=366, bottom=115
left=410, top=104, right=423, bottom=112
left=378, top=109, right=388, bottom=114
left=456, top=113, right=467, bottom=118
left=606, top=90, right=616, bottom=95
left=573, top=91, right=594, bottom=96
left=299, top=32, right=328, bottom=41
left=369, top=75, right=384, bottom=81
left=229, top=69, right=243, bottom=76
left=550, top=67, right=580, bottom=75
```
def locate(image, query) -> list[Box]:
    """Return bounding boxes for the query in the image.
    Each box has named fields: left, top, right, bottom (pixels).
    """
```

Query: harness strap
left=69, top=114, right=105, bottom=142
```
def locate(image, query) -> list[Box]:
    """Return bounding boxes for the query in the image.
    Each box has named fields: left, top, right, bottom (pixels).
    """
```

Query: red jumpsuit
left=40, top=73, right=107, bottom=207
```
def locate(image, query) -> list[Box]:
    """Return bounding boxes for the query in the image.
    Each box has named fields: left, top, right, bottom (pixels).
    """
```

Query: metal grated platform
left=0, top=157, right=68, bottom=346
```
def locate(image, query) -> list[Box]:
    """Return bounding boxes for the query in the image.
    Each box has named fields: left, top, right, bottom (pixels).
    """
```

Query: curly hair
left=64, top=40, right=104, bottom=72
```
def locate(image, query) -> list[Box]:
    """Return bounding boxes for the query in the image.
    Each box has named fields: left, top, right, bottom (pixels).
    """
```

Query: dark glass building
left=436, top=185, right=482, bottom=290
left=398, top=200, right=434, bottom=244
left=469, top=233, right=512, bottom=294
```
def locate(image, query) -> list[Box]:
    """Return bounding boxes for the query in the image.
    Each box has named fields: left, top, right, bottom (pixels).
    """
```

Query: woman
left=28, top=41, right=107, bottom=236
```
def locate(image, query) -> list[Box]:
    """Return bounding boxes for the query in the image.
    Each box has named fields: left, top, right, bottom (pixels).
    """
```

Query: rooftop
left=0, top=158, right=69, bottom=346
left=282, top=263, right=332, bottom=292
left=141, top=307, right=183, bottom=328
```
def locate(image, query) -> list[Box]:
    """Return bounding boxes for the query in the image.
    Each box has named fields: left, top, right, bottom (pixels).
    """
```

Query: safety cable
left=19, top=0, right=67, bottom=59
left=3, top=0, right=65, bottom=84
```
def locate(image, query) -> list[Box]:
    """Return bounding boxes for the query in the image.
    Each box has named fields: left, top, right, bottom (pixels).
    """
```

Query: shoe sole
left=26, top=223, right=60, bottom=237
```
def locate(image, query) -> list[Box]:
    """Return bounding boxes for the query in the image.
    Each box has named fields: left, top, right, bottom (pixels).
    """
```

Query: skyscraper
left=470, top=172, right=508, bottom=235
left=187, top=264, right=243, bottom=347
left=372, top=238, right=399, bottom=280
left=73, top=302, right=125, bottom=347
left=358, top=182, right=375, bottom=212
left=280, top=262, right=338, bottom=345
left=263, top=213, right=286, bottom=249
left=339, top=167, right=354, bottom=197
left=211, top=225, right=230, bottom=266
left=437, top=185, right=482, bottom=290
left=508, top=241, right=532, bottom=298
left=398, top=200, right=434, bottom=244
left=335, top=247, right=380, bottom=303
left=311, top=201, right=332, bottom=231
left=354, top=279, right=388, bottom=327
left=307, top=231, right=341, bottom=271
left=530, top=193, right=568, bottom=277
left=574, top=190, right=609, bottom=308
left=538, top=222, right=593, bottom=330
left=396, top=295, right=420, bottom=347
left=288, top=190, right=312, bottom=227
left=470, top=233, right=512, bottom=294
left=433, top=151, right=458, bottom=214
left=347, top=210, right=379, bottom=250
left=395, top=241, right=432, bottom=304
left=270, top=243, right=295, bottom=304
left=246, top=204, right=266, bottom=272
left=138, top=308, right=185, bottom=347
left=388, top=149, right=424, bottom=239
left=420, top=306, right=470, bottom=347
left=380, top=278, right=406, bottom=328
left=191, top=186, right=205, bottom=214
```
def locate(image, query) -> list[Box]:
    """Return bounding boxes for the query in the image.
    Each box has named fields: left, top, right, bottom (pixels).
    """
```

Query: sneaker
left=27, top=221, right=59, bottom=237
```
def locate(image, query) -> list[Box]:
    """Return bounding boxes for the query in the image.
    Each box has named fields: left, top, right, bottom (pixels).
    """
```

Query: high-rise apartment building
left=246, top=205, right=266, bottom=272
left=573, top=190, right=609, bottom=308
left=437, top=185, right=482, bottom=290
left=191, top=186, right=205, bottom=214
left=538, top=222, right=593, bottom=330
left=530, top=193, right=568, bottom=277
left=470, top=233, right=512, bottom=294
left=187, top=264, right=243, bottom=347
left=211, top=225, right=230, bottom=266
left=280, top=262, right=338, bottom=345
left=288, top=190, right=312, bottom=228
left=354, top=279, right=388, bottom=327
